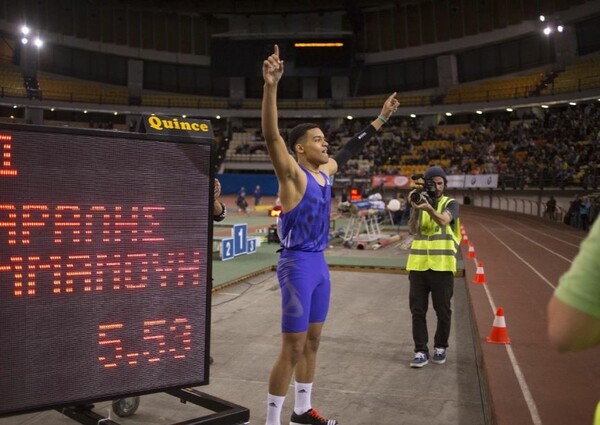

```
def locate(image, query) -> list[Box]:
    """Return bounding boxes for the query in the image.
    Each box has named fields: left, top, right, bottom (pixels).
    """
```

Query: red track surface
left=461, top=205, right=600, bottom=425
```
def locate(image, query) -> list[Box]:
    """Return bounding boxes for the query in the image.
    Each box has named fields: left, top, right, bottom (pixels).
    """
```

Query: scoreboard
left=0, top=123, right=214, bottom=416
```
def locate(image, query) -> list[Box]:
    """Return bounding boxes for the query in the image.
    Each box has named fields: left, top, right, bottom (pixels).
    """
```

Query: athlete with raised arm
left=262, top=44, right=399, bottom=425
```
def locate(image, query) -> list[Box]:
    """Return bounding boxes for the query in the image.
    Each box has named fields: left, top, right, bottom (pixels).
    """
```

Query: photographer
left=406, top=166, right=462, bottom=368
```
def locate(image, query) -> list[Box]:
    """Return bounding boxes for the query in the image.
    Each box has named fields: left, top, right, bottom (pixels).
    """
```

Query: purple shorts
left=277, top=250, right=331, bottom=333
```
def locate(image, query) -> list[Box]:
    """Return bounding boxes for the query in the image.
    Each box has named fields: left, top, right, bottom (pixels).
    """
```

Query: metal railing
left=468, top=193, right=565, bottom=223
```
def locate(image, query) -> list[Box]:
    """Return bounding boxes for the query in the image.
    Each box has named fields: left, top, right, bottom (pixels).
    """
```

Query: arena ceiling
left=97, top=0, right=396, bottom=15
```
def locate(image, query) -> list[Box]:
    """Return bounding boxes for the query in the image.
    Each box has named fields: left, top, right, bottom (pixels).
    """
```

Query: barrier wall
left=216, top=173, right=278, bottom=196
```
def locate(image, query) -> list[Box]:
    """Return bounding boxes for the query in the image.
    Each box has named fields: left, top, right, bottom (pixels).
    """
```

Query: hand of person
left=380, top=92, right=399, bottom=121
left=214, top=178, right=221, bottom=199
left=263, top=44, right=284, bottom=86
left=407, top=189, right=417, bottom=207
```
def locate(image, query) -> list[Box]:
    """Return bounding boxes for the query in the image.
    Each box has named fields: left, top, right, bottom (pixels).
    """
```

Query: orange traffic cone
left=467, top=243, right=476, bottom=259
left=472, top=261, right=486, bottom=284
left=462, top=233, right=469, bottom=245
left=486, top=307, right=511, bottom=344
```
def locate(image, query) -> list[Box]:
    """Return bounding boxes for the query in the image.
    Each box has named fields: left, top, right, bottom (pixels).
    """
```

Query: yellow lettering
left=147, top=116, right=211, bottom=134
left=147, top=116, right=163, bottom=130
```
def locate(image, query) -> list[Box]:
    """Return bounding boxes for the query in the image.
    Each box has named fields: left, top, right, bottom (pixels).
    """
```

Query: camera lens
left=410, top=192, right=422, bottom=204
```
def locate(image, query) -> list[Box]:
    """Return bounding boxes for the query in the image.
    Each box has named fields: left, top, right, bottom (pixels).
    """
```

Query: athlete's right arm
left=262, top=45, right=298, bottom=183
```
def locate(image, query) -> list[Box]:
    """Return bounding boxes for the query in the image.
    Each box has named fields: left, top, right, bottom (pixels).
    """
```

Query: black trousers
left=408, top=269, right=454, bottom=354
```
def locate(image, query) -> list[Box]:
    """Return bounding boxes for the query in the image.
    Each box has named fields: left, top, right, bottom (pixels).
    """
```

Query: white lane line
left=464, top=225, right=546, bottom=425
left=488, top=214, right=582, bottom=248
left=479, top=224, right=557, bottom=290
left=492, top=222, right=573, bottom=264
left=506, top=345, right=543, bottom=425
left=466, top=211, right=581, bottom=250
left=517, top=226, right=581, bottom=248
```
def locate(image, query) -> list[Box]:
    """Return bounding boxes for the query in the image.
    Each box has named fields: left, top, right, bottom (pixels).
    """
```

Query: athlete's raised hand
left=263, top=44, right=284, bottom=86
left=380, top=92, right=399, bottom=121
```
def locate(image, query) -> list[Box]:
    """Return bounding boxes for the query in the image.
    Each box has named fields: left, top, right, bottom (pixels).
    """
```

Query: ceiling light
left=476, top=110, right=482, bottom=115
left=539, top=15, right=545, bottom=22
left=541, top=105, right=548, bottom=109
left=294, top=42, right=344, bottom=48
left=445, top=112, right=452, bottom=116
left=410, top=114, right=416, bottom=118
left=506, top=108, right=513, bottom=112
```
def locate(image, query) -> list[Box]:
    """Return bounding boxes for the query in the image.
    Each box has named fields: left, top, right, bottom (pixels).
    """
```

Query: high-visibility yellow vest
left=406, top=196, right=462, bottom=272
left=594, top=401, right=600, bottom=425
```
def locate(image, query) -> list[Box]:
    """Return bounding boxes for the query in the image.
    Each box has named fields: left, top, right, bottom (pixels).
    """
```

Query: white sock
left=293, top=381, right=313, bottom=415
left=265, top=393, right=285, bottom=425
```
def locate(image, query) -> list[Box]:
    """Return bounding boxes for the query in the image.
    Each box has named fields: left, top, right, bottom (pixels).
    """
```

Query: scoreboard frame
left=0, top=122, right=221, bottom=418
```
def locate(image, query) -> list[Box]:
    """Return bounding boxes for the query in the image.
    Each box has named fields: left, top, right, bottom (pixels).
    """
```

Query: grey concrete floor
left=0, top=270, right=486, bottom=425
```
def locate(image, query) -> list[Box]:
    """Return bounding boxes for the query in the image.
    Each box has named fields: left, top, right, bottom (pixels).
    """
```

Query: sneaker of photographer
left=432, top=347, right=447, bottom=364
left=290, top=408, right=338, bottom=425
left=410, top=351, right=429, bottom=368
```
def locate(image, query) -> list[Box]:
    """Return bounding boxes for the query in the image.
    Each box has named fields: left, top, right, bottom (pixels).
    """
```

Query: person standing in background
left=545, top=196, right=557, bottom=221
left=254, top=185, right=263, bottom=207
left=406, top=166, right=461, bottom=368
left=236, top=189, right=248, bottom=214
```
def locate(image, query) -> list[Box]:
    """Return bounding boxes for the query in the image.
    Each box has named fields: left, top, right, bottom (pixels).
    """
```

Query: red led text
left=0, top=204, right=164, bottom=246
left=0, top=251, right=200, bottom=297
left=0, top=135, right=17, bottom=177
left=98, top=317, right=192, bottom=368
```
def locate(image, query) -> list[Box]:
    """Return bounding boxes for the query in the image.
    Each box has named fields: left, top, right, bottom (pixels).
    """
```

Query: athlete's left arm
left=325, top=92, right=399, bottom=175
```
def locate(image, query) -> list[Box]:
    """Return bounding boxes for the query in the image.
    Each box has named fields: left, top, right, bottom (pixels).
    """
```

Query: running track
left=460, top=205, right=600, bottom=425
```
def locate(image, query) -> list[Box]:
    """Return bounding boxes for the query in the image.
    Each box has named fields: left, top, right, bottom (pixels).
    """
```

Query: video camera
left=409, top=174, right=436, bottom=206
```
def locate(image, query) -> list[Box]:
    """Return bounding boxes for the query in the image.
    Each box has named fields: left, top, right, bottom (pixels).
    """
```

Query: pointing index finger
left=274, top=44, right=279, bottom=57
